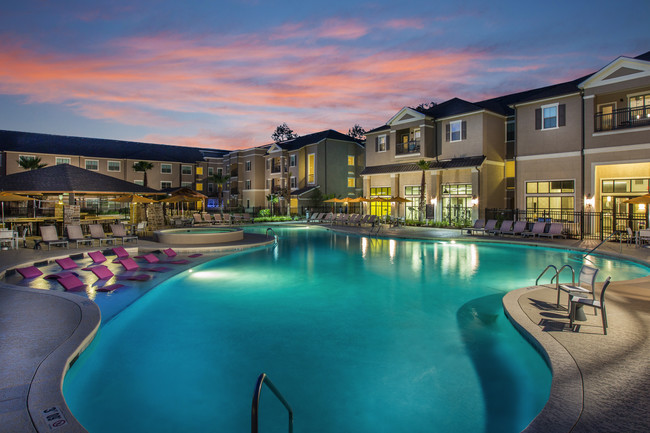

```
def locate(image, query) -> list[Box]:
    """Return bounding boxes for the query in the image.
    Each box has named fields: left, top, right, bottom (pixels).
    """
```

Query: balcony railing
left=595, top=104, right=650, bottom=132
left=230, top=188, right=239, bottom=195
left=230, top=169, right=238, bottom=177
left=396, top=140, right=421, bottom=155
left=271, top=165, right=282, bottom=173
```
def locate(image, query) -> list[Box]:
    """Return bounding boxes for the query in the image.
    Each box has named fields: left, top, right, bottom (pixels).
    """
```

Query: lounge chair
left=472, top=219, right=496, bottom=235
left=38, top=225, right=69, bottom=250
left=118, top=257, right=170, bottom=273
left=538, top=222, right=565, bottom=239
left=521, top=222, right=546, bottom=237
left=112, top=246, right=130, bottom=261
left=569, top=276, right=612, bottom=334
left=502, top=220, right=527, bottom=236
left=322, top=213, right=334, bottom=223
left=110, top=224, right=138, bottom=244
left=66, top=225, right=94, bottom=248
left=55, top=257, right=78, bottom=270
left=89, top=224, right=117, bottom=246
left=55, top=274, right=86, bottom=291
left=488, top=220, right=512, bottom=236
left=366, top=215, right=377, bottom=226
left=468, top=219, right=485, bottom=235
left=17, top=266, right=43, bottom=279
left=88, top=250, right=107, bottom=264
left=162, top=247, right=203, bottom=259
left=212, top=214, right=223, bottom=224
left=558, top=265, right=598, bottom=310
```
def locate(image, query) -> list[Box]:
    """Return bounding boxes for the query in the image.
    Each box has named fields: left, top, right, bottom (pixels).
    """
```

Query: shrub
left=259, top=209, right=271, bottom=217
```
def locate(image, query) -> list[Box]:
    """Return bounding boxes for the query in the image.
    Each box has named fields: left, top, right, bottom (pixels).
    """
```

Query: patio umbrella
left=0, top=191, right=31, bottom=225
left=160, top=194, right=202, bottom=216
left=386, top=196, right=411, bottom=220
left=623, top=194, right=650, bottom=204
left=110, top=194, right=158, bottom=204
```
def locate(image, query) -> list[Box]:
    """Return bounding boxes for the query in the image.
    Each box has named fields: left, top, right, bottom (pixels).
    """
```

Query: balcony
left=595, top=105, right=650, bottom=132
left=396, top=140, right=421, bottom=155
left=230, top=188, right=239, bottom=195
left=230, top=169, right=238, bottom=178
left=271, top=165, right=282, bottom=173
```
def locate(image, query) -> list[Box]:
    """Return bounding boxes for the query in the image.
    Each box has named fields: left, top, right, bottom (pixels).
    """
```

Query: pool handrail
left=251, top=373, right=293, bottom=433
left=535, top=264, right=558, bottom=286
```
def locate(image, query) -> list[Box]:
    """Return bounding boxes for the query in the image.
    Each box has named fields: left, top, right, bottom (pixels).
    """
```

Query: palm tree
left=132, top=161, right=154, bottom=188
left=17, top=156, right=47, bottom=170
left=417, top=159, right=431, bottom=221
left=210, top=174, right=230, bottom=215
left=266, top=193, right=279, bottom=216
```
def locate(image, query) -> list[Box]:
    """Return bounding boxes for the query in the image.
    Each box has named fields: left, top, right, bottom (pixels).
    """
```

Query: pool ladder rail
left=251, top=373, right=293, bottom=433
left=266, top=228, right=279, bottom=245
left=536, top=264, right=576, bottom=308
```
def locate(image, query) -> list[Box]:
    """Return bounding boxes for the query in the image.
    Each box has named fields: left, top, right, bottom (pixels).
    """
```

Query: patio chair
left=110, top=223, right=138, bottom=244
left=558, top=265, right=598, bottom=310
left=538, top=222, right=566, bottom=239
left=322, top=213, right=334, bottom=223
left=38, top=225, right=69, bottom=250
left=468, top=219, right=485, bottom=235
left=569, top=276, right=612, bottom=334
left=89, top=224, right=117, bottom=246
left=135, top=221, right=147, bottom=236
left=502, top=220, right=527, bottom=236
left=16, top=266, right=43, bottom=279
left=112, top=246, right=130, bottom=261
left=66, top=225, right=94, bottom=248
left=223, top=214, right=232, bottom=224
left=192, top=214, right=208, bottom=226
left=521, top=222, right=546, bottom=237
left=472, top=219, right=496, bottom=235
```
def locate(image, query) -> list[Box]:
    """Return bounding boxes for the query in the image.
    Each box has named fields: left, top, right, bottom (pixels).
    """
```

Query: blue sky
left=0, top=0, right=647, bottom=150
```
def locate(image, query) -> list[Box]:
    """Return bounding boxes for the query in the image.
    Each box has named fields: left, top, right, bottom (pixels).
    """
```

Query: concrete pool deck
left=1, top=224, right=649, bottom=432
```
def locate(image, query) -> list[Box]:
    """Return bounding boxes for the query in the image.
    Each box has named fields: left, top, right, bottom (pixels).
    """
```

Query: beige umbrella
left=0, top=191, right=31, bottom=224
left=623, top=194, right=650, bottom=204
left=110, top=194, right=158, bottom=204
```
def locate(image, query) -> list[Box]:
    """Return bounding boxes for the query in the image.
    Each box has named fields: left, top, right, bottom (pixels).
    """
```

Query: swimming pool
left=62, top=226, right=648, bottom=433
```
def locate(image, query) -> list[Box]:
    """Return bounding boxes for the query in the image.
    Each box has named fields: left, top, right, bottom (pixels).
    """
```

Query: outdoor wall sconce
left=471, top=196, right=479, bottom=207
left=585, top=194, right=595, bottom=208
left=430, top=197, right=437, bottom=205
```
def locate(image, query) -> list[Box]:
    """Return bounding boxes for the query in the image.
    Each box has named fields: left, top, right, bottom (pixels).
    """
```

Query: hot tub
left=154, top=227, right=244, bottom=245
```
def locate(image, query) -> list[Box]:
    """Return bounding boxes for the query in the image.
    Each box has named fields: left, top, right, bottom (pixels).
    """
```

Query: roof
left=361, top=156, right=486, bottom=175
left=0, top=130, right=229, bottom=163
left=0, top=164, right=160, bottom=194
left=416, top=97, right=486, bottom=119
left=269, top=129, right=363, bottom=152
left=290, top=186, right=319, bottom=196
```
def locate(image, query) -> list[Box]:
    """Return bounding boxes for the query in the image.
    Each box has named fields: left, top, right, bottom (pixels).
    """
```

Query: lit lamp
left=640, top=204, right=646, bottom=212
left=430, top=197, right=437, bottom=205
left=471, top=195, right=479, bottom=207
left=585, top=194, right=595, bottom=208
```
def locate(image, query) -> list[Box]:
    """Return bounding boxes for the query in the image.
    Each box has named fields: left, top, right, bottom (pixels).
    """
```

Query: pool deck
left=1, top=224, right=649, bottom=432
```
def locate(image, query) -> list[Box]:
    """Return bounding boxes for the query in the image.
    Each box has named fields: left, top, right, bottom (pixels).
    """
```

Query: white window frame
left=290, top=154, right=296, bottom=167
left=290, top=176, right=296, bottom=189
left=161, top=163, right=172, bottom=174
left=208, top=167, right=214, bottom=176
left=208, top=183, right=214, bottom=194
left=85, top=159, right=99, bottom=171
left=307, top=153, right=316, bottom=184
left=19, top=154, right=36, bottom=161
left=160, top=181, right=172, bottom=189
left=245, top=179, right=251, bottom=190
left=450, top=120, right=462, bottom=142
left=217, top=168, right=223, bottom=176
left=541, top=103, right=559, bottom=130
left=181, top=165, right=192, bottom=175
left=377, top=135, right=387, bottom=152
left=107, top=160, right=121, bottom=172
left=181, top=181, right=193, bottom=188
left=245, top=161, right=251, bottom=172
left=134, top=180, right=144, bottom=186
left=55, top=157, right=71, bottom=165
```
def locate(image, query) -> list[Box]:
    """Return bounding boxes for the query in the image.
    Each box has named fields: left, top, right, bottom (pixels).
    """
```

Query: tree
left=210, top=174, right=231, bottom=215
left=17, top=156, right=47, bottom=170
left=266, top=193, right=279, bottom=216
left=132, top=161, right=154, bottom=188
left=416, top=101, right=437, bottom=111
left=271, top=123, right=298, bottom=143
left=417, top=159, right=431, bottom=221
left=347, top=124, right=366, bottom=141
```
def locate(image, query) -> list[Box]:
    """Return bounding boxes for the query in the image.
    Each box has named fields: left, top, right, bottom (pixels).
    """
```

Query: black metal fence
left=485, top=208, right=648, bottom=240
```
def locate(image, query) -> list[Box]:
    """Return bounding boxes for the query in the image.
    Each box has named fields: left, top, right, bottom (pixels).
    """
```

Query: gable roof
left=579, top=53, right=650, bottom=89
left=0, top=130, right=228, bottom=163
left=269, top=129, right=363, bottom=152
left=0, top=164, right=160, bottom=194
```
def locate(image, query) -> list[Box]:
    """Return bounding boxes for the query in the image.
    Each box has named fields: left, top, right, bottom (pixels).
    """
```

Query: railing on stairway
left=535, top=264, right=558, bottom=286
left=251, top=373, right=293, bottom=433
left=266, top=228, right=278, bottom=244
left=583, top=230, right=621, bottom=260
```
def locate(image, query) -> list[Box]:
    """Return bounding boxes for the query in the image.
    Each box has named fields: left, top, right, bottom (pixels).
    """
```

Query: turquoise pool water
left=63, top=226, right=648, bottom=433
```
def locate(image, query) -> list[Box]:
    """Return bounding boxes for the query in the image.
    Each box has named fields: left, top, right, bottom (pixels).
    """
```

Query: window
left=208, top=183, right=214, bottom=194
left=196, top=183, right=203, bottom=191
left=347, top=177, right=355, bottom=188
left=161, top=164, right=172, bottom=174
left=134, top=180, right=144, bottom=186
left=602, top=178, right=650, bottom=194
left=536, top=103, right=565, bottom=130
left=56, top=157, right=71, bottom=165
left=181, top=181, right=193, bottom=188
left=629, top=93, right=650, bottom=109
left=196, top=167, right=203, bottom=175
left=376, top=135, right=387, bottom=152
left=404, top=186, right=421, bottom=220
left=348, top=155, right=355, bottom=166
left=245, top=161, right=251, bottom=171
left=307, top=153, right=315, bottom=184
left=160, top=181, right=172, bottom=189
left=506, top=120, right=515, bottom=141
left=19, top=154, right=36, bottom=161
left=290, top=176, right=296, bottom=189
left=208, top=167, right=214, bottom=176
left=217, top=168, right=223, bottom=176
left=290, top=154, right=296, bottom=167
left=85, top=160, right=98, bottom=171
left=525, top=180, right=575, bottom=218
left=107, top=161, right=121, bottom=172
left=245, top=180, right=251, bottom=190
left=441, top=184, right=473, bottom=223
left=370, top=187, right=391, bottom=217
left=446, top=120, right=466, bottom=142
left=181, top=165, right=192, bottom=175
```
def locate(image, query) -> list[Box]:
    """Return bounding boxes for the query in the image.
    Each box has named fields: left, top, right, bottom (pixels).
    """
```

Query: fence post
left=580, top=209, right=584, bottom=241
left=599, top=211, right=604, bottom=241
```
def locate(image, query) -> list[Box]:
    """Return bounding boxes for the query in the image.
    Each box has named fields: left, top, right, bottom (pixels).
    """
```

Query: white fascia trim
left=517, top=151, right=582, bottom=161
left=592, top=127, right=650, bottom=137
left=420, top=124, right=434, bottom=129
left=584, top=143, right=650, bottom=155
left=513, top=92, right=581, bottom=108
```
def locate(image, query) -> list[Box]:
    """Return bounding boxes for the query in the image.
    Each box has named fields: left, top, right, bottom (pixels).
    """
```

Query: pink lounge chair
left=95, top=283, right=124, bottom=292
left=140, top=253, right=160, bottom=263
left=88, top=251, right=107, bottom=264
left=17, top=266, right=43, bottom=279
left=56, top=257, right=78, bottom=270
left=162, top=248, right=202, bottom=259
left=118, top=258, right=170, bottom=273
left=91, top=265, right=115, bottom=280
left=112, top=246, right=130, bottom=260
left=56, top=274, right=86, bottom=291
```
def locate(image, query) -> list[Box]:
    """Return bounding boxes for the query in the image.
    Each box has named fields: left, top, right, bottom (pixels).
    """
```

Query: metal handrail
left=535, top=264, right=558, bottom=286
left=553, top=264, right=575, bottom=286
left=583, top=230, right=620, bottom=260
left=251, top=373, right=293, bottom=433
left=266, top=227, right=278, bottom=243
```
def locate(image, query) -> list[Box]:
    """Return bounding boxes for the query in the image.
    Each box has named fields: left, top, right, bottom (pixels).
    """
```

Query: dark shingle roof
left=0, top=164, right=160, bottom=194
left=361, top=156, right=486, bottom=175
left=0, top=130, right=228, bottom=163
left=270, top=129, right=362, bottom=152
left=416, top=98, right=485, bottom=118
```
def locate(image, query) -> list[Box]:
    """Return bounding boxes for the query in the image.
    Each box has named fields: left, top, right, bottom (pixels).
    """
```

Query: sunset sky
left=0, top=0, right=647, bottom=150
